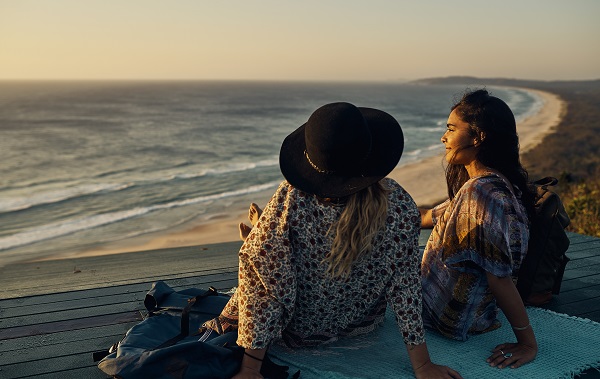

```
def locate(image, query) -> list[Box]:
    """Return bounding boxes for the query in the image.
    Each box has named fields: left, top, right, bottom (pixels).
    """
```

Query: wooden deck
left=1, top=231, right=599, bottom=379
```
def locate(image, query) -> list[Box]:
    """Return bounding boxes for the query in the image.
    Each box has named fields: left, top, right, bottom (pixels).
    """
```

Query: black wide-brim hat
left=279, top=102, right=404, bottom=198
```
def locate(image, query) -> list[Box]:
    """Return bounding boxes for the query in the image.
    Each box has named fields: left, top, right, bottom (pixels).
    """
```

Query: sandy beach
left=35, top=88, right=565, bottom=262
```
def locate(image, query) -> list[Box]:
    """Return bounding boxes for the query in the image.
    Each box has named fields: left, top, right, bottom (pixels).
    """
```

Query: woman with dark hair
left=207, top=102, right=462, bottom=379
left=420, top=89, right=537, bottom=369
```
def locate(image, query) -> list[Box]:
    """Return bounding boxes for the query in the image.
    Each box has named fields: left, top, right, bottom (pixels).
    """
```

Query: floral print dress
left=421, top=173, right=529, bottom=341
left=206, top=178, right=425, bottom=349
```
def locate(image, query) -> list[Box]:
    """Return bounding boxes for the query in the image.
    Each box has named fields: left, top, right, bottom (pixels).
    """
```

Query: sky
left=1, top=0, right=599, bottom=82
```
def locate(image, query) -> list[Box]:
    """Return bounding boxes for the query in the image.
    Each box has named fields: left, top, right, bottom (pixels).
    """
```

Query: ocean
left=0, top=81, right=541, bottom=266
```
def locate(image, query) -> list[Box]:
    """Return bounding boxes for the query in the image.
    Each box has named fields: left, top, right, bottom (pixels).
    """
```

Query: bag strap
left=92, top=341, right=120, bottom=362
left=532, top=176, right=558, bottom=188
left=155, top=286, right=219, bottom=349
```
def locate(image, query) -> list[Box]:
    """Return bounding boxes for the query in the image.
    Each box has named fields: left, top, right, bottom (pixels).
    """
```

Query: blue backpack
left=95, top=281, right=292, bottom=379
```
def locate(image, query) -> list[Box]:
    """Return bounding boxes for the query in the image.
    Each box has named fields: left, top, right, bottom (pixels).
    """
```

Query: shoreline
left=31, top=88, right=565, bottom=262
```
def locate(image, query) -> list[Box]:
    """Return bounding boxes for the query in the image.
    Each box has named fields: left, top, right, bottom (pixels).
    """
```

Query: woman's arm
left=486, top=273, right=538, bottom=369
left=419, top=207, right=433, bottom=228
left=406, top=343, right=463, bottom=379
left=237, top=183, right=296, bottom=346
left=232, top=348, right=267, bottom=379
left=420, top=200, right=449, bottom=229
left=389, top=199, right=462, bottom=378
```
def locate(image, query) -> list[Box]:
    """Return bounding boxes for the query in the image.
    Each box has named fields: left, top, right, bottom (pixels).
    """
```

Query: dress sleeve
left=431, top=199, right=450, bottom=226
left=235, top=182, right=297, bottom=349
left=444, top=178, right=514, bottom=277
left=386, top=187, right=426, bottom=345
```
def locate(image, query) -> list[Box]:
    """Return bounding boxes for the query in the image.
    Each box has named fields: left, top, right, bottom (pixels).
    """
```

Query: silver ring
left=503, top=353, right=513, bottom=358
left=499, top=349, right=505, bottom=355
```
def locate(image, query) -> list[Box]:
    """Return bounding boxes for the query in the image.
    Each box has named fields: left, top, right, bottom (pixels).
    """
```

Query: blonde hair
left=325, top=181, right=389, bottom=278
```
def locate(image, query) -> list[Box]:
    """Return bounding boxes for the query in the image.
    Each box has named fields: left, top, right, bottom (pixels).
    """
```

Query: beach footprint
left=238, top=203, right=262, bottom=240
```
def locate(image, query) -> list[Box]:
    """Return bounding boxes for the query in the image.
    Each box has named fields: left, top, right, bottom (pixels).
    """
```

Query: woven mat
left=270, top=307, right=600, bottom=379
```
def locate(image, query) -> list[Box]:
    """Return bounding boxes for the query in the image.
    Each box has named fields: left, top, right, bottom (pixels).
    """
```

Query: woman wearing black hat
left=206, top=102, right=462, bottom=379
left=420, top=89, right=537, bottom=369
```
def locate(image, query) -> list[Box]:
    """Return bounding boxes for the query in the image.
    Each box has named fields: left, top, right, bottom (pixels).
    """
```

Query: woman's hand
left=415, top=361, right=464, bottom=379
left=485, top=273, right=538, bottom=369
left=232, top=348, right=266, bottom=379
left=487, top=342, right=537, bottom=369
left=407, top=342, right=463, bottom=379
left=231, top=365, right=263, bottom=379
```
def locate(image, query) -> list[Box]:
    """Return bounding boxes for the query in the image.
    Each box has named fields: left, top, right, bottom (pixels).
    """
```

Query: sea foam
left=0, top=181, right=280, bottom=251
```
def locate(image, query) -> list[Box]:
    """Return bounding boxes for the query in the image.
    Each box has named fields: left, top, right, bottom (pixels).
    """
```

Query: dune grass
left=558, top=173, right=600, bottom=238
left=521, top=80, right=600, bottom=237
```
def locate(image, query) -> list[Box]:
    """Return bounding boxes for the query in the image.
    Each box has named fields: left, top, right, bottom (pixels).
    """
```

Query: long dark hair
left=445, top=89, right=534, bottom=216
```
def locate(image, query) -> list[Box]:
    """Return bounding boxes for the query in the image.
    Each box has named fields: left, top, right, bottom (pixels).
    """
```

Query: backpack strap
left=532, top=176, right=559, bottom=188
left=155, top=286, right=219, bottom=349
left=92, top=341, right=119, bottom=362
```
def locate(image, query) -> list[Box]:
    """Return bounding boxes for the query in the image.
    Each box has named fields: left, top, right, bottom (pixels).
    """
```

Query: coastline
left=31, top=88, right=565, bottom=262
left=388, top=88, right=565, bottom=207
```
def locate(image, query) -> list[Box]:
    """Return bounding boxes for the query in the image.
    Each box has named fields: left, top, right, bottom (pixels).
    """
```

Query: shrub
left=559, top=177, right=600, bottom=238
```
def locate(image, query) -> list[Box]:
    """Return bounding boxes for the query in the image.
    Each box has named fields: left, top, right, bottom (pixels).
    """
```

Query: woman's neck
left=465, top=160, right=492, bottom=178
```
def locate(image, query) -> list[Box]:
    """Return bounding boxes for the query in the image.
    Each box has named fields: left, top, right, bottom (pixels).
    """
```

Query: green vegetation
left=521, top=80, right=600, bottom=238
left=559, top=175, right=600, bottom=238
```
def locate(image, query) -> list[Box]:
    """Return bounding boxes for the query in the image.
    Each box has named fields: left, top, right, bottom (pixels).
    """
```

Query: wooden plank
left=570, top=233, right=600, bottom=243
left=1, top=292, right=141, bottom=319
left=2, top=333, right=122, bottom=366
left=566, top=232, right=600, bottom=245
left=545, top=296, right=600, bottom=319
left=566, top=241, right=600, bottom=255
left=566, top=248, right=600, bottom=261
left=0, top=352, right=108, bottom=379
left=16, top=366, right=110, bottom=379
left=0, top=232, right=597, bottom=379
left=563, top=266, right=600, bottom=281
left=566, top=234, right=600, bottom=245
left=0, top=311, right=143, bottom=340
left=549, top=284, right=600, bottom=305
left=0, top=241, right=242, bottom=299
left=0, top=263, right=239, bottom=300
left=0, top=243, right=241, bottom=279
left=0, top=323, right=133, bottom=354
left=1, top=299, right=144, bottom=328
left=564, top=257, right=600, bottom=272
left=9, top=265, right=237, bottom=291
left=560, top=276, right=600, bottom=292
left=0, top=271, right=238, bottom=314
left=1, top=283, right=224, bottom=323
left=559, top=285, right=600, bottom=300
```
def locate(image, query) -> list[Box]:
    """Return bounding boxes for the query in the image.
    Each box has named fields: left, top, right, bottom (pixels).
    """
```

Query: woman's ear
left=474, top=132, right=486, bottom=146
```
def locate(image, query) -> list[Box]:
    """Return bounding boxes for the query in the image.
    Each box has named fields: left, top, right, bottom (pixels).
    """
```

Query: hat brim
left=279, top=107, right=404, bottom=198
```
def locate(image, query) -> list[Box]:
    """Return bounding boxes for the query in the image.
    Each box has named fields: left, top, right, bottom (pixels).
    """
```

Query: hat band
left=304, top=150, right=335, bottom=174
left=304, top=144, right=373, bottom=176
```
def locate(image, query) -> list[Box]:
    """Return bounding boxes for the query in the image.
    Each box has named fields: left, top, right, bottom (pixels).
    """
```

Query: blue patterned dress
left=421, top=173, right=529, bottom=341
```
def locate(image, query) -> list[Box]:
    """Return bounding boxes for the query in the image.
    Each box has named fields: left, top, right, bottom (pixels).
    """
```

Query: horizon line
left=1, top=76, right=598, bottom=83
